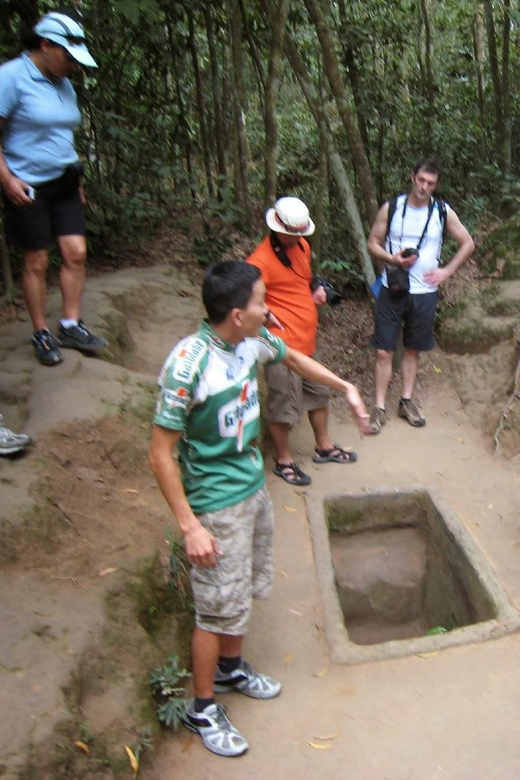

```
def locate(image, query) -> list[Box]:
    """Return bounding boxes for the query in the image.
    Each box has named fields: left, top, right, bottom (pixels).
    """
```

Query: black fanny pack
left=386, top=265, right=410, bottom=296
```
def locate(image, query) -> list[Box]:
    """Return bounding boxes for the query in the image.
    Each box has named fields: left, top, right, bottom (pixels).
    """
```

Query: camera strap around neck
left=269, top=233, right=309, bottom=281
left=389, top=195, right=435, bottom=254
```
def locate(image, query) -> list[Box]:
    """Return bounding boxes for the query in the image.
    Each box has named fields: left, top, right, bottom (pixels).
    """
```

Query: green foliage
left=192, top=185, right=244, bottom=266
left=150, top=656, right=191, bottom=730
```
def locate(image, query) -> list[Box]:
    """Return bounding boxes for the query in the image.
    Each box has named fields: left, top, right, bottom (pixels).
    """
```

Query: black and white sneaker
left=57, top=320, right=108, bottom=354
left=182, top=700, right=248, bottom=757
left=214, top=660, right=282, bottom=699
left=32, top=329, right=63, bottom=366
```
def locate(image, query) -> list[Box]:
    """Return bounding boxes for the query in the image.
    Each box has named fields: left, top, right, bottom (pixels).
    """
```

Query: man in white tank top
left=366, top=159, right=474, bottom=432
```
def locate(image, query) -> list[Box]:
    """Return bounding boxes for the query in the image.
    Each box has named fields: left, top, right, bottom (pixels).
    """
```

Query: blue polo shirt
left=0, top=53, right=80, bottom=185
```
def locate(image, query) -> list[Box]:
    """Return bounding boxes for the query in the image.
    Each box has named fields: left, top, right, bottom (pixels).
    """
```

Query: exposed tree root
left=494, top=350, right=520, bottom=454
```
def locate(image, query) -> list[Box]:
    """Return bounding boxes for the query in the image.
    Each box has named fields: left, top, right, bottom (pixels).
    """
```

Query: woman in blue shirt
left=0, top=10, right=107, bottom=365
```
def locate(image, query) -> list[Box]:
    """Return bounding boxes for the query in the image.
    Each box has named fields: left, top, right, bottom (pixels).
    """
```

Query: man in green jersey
left=149, top=260, right=371, bottom=757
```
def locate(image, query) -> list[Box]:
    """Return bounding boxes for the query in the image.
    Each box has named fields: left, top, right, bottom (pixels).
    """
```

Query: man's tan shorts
left=264, top=357, right=330, bottom=425
left=191, top=486, right=274, bottom=636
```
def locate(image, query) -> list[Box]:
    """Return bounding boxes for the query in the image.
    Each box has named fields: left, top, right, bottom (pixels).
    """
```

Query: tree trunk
left=501, top=0, right=511, bottom=176
left=203, top=6, right=227, bottom=187
left=419, top=0, right=435, bottom=148
left=302, top=0, right=378, bottom=224
left=230, top=0, right=251, bottom=226
left=264, top=0, right=290, bottom=206
left=336, top=0, right=370, bottom=155
left=267, top=13, right=375, bottom=287
left=188, top=10, right=214, bottom=198
left=483, top=0, right=505, bottom=171
left=472, top=6, right=486, bottom=138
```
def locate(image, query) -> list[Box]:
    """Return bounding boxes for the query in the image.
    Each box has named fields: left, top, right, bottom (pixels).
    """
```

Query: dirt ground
left=1, top=243, right=520, bottom=779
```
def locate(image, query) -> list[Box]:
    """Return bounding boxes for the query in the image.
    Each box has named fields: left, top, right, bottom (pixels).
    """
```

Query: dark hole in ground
left=327, top=495, right=497, bottom=646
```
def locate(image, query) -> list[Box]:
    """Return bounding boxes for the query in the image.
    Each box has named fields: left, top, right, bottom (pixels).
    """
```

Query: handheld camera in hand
left=310, top=276, right=343, bottom=307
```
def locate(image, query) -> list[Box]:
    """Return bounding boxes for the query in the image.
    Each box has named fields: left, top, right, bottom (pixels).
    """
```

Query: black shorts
left=371, top=286, right=438, bottom=352
left=3, top=172, right=85, bottom=250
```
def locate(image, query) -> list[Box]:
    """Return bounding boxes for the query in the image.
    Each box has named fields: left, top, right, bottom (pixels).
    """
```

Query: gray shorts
left=191, top=485, right=274, bottom=636
left=265, top=357, right=330, bottom=425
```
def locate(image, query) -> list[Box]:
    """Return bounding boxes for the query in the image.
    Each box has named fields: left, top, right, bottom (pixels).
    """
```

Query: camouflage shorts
left=191, top=485, right=274, bottom=636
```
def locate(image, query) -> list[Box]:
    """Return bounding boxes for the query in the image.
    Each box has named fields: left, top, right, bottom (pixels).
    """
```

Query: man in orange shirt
left=247, top=196, right=358, bottom=486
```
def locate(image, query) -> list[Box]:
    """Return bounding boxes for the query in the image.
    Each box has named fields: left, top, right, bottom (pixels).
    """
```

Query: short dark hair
left=22, top=9, right=85, bottom=51
left=413, top=158, right=442, bottom=178
left=202, top=260, right=261, bottom=325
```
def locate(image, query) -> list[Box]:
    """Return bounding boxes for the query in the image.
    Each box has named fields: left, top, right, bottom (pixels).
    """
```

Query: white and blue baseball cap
left=34, top=12, right=98, bottom=68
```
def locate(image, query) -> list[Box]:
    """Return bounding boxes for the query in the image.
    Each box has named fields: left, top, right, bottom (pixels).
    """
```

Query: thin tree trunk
left=483, top=0, right=505, bottom=171
left=230, top=0, right=251, bottom=226
left=302, top=0, right=378, bottom=224
left=311, top=132, right=328, bottom=269
left=264, top=0, right=289, bottom=206
left=203, top=6, right=227, bottom=186
left=501, top=0, right=511, bottom=175
left=337, top=0, right=370, bottom=154
left=472, top=6, right=486, bottom=138
left=238, top=0, right=267, bottom=115
left=188, top=10, right=214, bottom=198
left=419, top=0, right=435, bottom=147
left=261, top=7, right=375, bottom=287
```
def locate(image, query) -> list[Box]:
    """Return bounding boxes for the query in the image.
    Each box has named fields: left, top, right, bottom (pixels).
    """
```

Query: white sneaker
left=214, top=660, right=282, bottom=699
left=182, top=700, right=248, bottom=757
left=0, top=415, right=32, bottom=455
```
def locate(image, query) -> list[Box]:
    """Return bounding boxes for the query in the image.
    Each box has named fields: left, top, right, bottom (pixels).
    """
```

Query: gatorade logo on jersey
left=173, top=338, right=206, bottom=383
left=218, top=380, right=260, bottom=449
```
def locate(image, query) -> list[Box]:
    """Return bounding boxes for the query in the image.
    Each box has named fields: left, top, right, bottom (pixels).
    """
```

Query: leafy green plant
left=150, top=656, right=191, bottom=730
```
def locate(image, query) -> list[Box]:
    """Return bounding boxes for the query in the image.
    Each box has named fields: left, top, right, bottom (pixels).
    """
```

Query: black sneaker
left=32, top=329, right=63, bottom=366
left=57, top=320, right=108, bottom=354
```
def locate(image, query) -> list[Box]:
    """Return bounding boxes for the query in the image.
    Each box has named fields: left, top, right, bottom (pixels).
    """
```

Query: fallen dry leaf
left=124, top=745, right=139, bottom=777
left=312, top=667, right=330, bottom=678
left=278, top=570, right=288, bottom=578
left=313, top=731, right=340, bottom=742
left=122, top=488, right=139, bottom=494
left=283, top=505, right=297, bottom=513
left=98, top=567, right=117, bottom=577
left=288, top=609, right=303, bottom=616
left=416, top=651, right=440, bottom=659
left=433, top=365, right=442, bottom=374
left=74, top=740, right=90, bottom=754
left=284, top=653, right=294, bottom=666
left=309, top=741, right=333, bottom=750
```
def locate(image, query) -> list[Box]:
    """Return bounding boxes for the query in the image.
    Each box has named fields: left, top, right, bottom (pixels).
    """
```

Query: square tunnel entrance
left=306, top=489, right=520, bottom=664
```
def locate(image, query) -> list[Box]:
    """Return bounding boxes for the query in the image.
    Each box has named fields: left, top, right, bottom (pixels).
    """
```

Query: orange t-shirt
left=247, top=236, right=317, bottom=355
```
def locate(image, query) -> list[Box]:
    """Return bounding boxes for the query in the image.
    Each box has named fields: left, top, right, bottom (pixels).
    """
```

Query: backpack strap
left=433, top=196, right=448, bottom=261
left=385, top=195, right=400, bottom=244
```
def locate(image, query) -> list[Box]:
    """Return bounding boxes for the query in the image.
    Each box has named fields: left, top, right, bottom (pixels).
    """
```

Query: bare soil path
left=1, top=261, right=520, bottom=779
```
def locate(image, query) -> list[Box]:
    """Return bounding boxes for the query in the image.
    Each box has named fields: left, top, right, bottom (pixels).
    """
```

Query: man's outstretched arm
left=282, top=348, right=372, bottom=436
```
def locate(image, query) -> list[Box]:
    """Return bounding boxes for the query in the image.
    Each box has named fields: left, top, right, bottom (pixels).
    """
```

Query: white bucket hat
left=34, top=12, right=98, bottom=68
left=265, top=196, right=315, bottom=236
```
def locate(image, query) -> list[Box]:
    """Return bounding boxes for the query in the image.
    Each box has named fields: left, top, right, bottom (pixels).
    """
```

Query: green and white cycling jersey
left=154, top=320, right=287, bottom=514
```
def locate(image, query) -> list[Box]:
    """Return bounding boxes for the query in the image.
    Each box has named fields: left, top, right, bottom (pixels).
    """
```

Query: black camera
left=310, top=276, right=343, bottom=307
left=402, top=247, right=419, bottom=258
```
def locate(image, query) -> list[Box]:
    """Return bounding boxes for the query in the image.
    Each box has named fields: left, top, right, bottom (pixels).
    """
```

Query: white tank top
left=383, top=194, right=449, bottom=294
